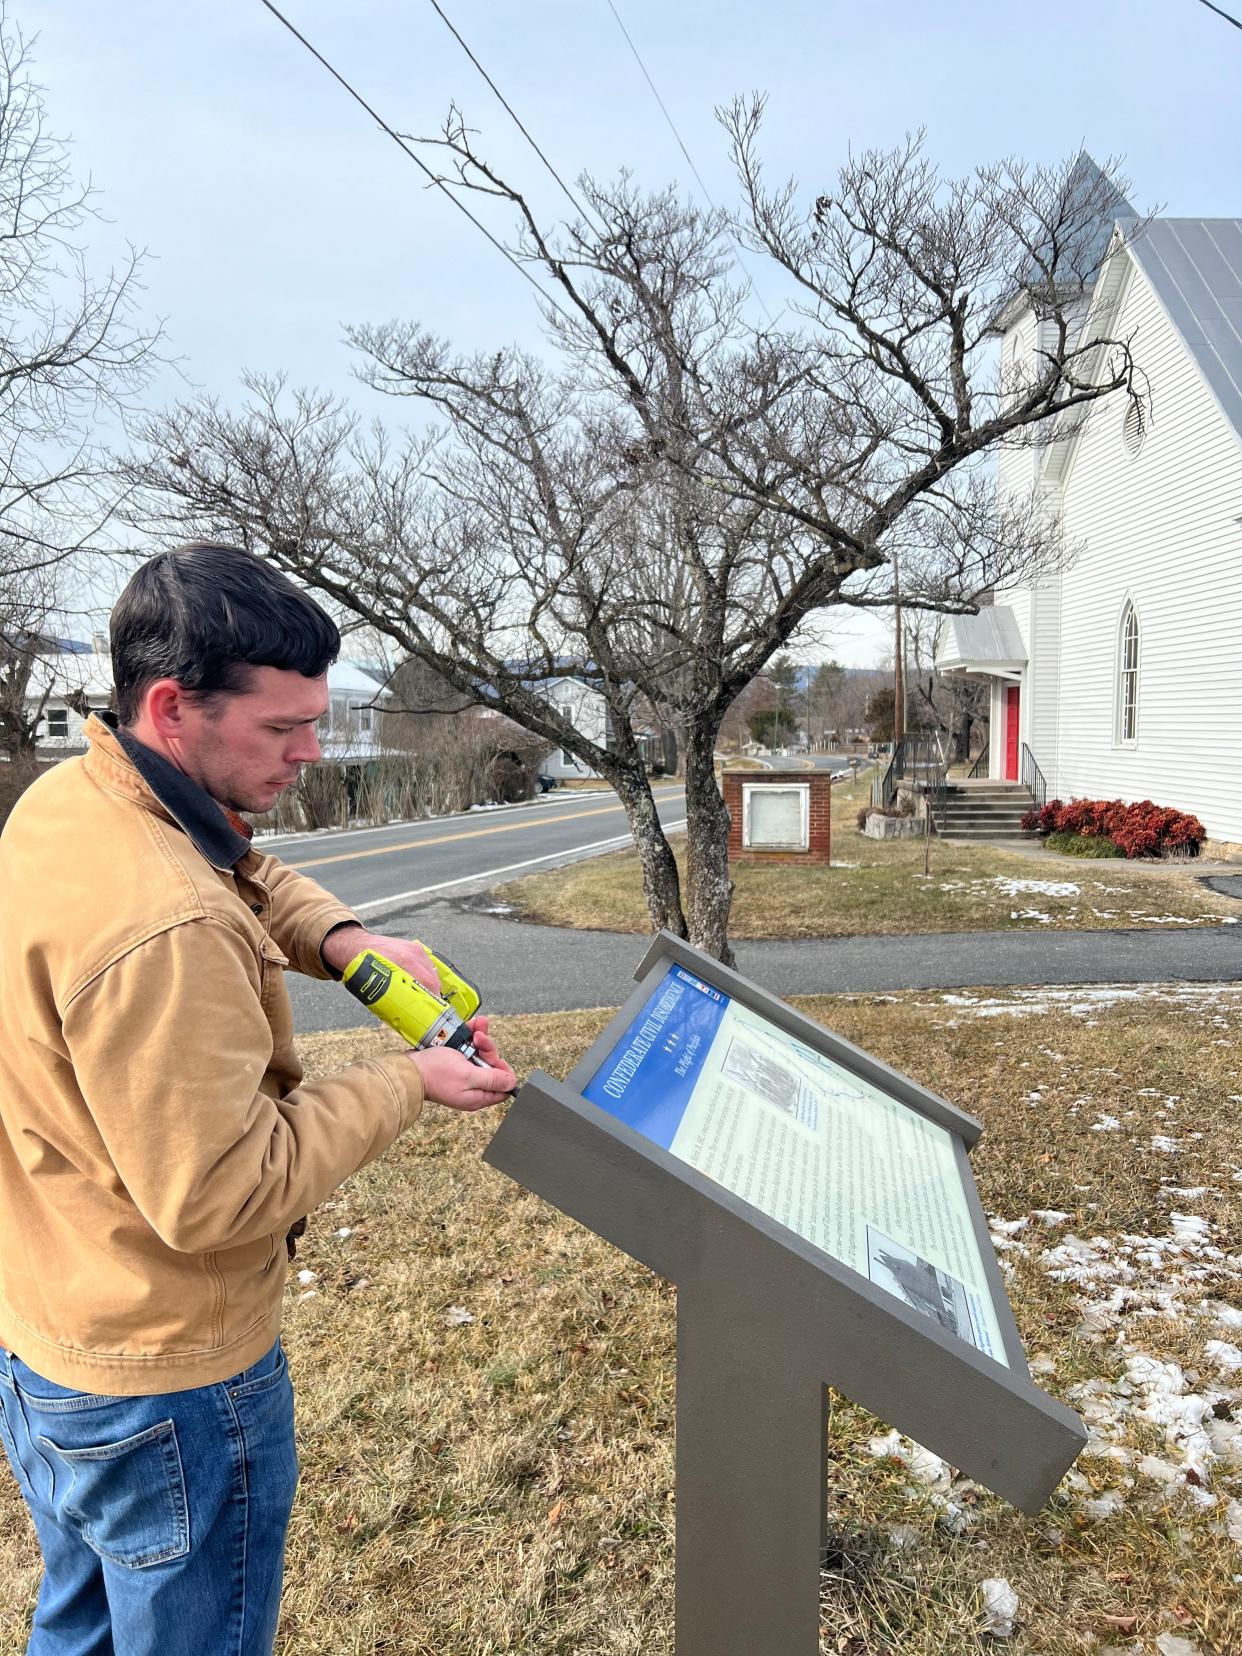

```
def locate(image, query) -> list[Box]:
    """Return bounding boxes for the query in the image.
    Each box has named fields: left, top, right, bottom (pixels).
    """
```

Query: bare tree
left=0, top=8, right=160, bottom=759
left=127, top=116, right=1142, bottom=960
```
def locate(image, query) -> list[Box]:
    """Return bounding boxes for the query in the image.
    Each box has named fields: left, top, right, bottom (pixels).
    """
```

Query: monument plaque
left=484, top=933, right=1085, bottom=1656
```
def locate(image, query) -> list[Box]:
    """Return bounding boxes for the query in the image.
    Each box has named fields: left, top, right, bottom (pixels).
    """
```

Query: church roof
left=1126, top=218, right=1242, bottom=446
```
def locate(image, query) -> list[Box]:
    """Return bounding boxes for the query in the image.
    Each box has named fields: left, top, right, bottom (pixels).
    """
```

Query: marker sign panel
left=583, top=964, right=1009, bottom=1365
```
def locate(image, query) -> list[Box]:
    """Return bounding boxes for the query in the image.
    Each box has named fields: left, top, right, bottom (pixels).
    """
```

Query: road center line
left=285, top=793, right=686, bottom=871
left=353, top=820, right=688, bottom=916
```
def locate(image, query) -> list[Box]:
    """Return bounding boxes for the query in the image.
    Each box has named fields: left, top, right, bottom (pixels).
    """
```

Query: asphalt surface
left=279, top=760, right=1242, bottom=1028
left=290, top=902, right=1242, bottom=1027
left=269, top=784, right=689, bottom=917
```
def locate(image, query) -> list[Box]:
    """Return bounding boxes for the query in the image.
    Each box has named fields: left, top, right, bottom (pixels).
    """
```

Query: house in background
left=536, top=673, right=671, bottom=782
left=539, top=675, right=609, bottom=781
left=316, top=661, right=396, bottom=762
left=22, top=637, right=115, bottom=754
left=938, top=166, right=1242, bottom=849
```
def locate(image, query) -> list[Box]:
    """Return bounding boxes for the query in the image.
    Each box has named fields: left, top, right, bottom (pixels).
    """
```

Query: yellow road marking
left=286, top=795, right=684, bottom=872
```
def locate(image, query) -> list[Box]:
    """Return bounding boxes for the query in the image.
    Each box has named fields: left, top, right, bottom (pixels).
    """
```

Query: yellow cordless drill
left=342, top=946, right=486, bottom=1065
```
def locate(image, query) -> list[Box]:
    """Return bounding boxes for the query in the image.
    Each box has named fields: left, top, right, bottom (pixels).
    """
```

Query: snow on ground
left=931, top=872, right=1237, bottom=928
left=930, top=985, right=1242, bottom=1022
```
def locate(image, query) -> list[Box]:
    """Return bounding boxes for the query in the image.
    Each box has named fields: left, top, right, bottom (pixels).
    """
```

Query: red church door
left=1005, top=686, right=1021, bottom=781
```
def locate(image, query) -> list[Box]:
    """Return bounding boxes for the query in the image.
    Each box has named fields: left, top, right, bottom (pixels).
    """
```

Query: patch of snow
left=1137, top=1454, right=1183, bottom=1485
left=1091, top=1115, right=1122, bottom=1132
left=990, top=876, right=1080, bottom=898
left=1151, top=1135, right=1182, bottom=1154
left=445, top=1305, right=475, bottom=1326
left=1155, top=1636, right=1204, bottom=1656
left=1206, top=1340, right=1242, bottom=1373
left=296, top=1269, right=317, bottom=1285
left=979, top=1577, right=1019, bottom=1638
left=1032, top=1210, right=1071, bottom=1226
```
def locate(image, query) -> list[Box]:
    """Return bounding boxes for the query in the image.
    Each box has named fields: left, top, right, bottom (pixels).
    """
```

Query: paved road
left=269, top=785, right=686, bottom=917
left=290, top=902, right=1242, bottom=1029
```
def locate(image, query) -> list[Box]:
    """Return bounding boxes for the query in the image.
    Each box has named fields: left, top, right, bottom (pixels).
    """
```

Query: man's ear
left=142, top=679, right=192, bottom=740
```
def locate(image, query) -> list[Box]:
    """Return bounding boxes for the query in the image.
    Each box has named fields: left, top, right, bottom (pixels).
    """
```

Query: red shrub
left=1030, top=796, right=1205, bottom=859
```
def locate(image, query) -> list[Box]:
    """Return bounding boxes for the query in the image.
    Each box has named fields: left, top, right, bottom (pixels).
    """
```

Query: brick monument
left=721, top=766, right=831, bottom=865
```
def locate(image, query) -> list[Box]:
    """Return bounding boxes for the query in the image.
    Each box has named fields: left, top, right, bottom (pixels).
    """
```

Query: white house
left=534, top=675, right=672, bottom=781
left=538, top=675, right=609, bottom=781
left=938, top=174, right=1242, bottom=849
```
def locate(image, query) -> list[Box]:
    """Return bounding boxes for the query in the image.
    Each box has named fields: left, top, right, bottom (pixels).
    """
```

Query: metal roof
left=1126, top=218, right=1242, bottom=448
left=935, top=606, right=1027, bottom=674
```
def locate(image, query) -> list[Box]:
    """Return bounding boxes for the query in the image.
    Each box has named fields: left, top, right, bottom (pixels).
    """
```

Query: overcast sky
left=32, top=0, right=1242, bottom=664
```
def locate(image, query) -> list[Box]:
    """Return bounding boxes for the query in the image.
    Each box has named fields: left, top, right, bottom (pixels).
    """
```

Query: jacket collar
left=85, top=713, right=254, bottom=872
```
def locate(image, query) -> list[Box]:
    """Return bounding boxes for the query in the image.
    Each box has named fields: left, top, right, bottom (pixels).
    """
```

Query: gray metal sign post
left=483, top=932, right=1085, bottom=1656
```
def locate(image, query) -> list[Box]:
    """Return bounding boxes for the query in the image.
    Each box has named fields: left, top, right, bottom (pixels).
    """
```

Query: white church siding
left=1053, top=256, right=1242, bottom=841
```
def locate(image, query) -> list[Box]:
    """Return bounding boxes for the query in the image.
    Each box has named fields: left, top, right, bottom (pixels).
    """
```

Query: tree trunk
left=954, top=708, right=972, bottom=765
left=609, top=760, right=689, bottom=940
left=682, top=719, right=736, bottom=966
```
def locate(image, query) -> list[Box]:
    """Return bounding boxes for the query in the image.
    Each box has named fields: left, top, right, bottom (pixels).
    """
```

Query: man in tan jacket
left=0, top=542, right=516, bottom=1655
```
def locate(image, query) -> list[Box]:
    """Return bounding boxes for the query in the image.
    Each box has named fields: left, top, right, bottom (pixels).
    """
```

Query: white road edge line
left=353, top=819, right=687, bottom=917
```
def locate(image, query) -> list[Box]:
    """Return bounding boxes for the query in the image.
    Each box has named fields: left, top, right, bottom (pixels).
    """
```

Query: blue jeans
left=0, top=1341, right=298, bottom=1656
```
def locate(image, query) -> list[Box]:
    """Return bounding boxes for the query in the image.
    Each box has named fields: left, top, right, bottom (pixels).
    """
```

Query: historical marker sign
left=484, top=933, right=1085, bottom=1656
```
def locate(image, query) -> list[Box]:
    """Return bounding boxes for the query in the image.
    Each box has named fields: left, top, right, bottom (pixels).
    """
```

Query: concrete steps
left=937, top=783, right=1037, bottom=841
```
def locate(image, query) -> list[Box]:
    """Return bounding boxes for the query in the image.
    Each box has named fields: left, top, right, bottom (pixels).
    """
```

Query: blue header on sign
left=583, top=966, right=730, bottom=1148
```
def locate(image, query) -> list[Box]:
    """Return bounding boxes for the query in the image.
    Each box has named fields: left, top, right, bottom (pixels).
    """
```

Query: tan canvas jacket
left=0, top=715, right=423, bottom=1393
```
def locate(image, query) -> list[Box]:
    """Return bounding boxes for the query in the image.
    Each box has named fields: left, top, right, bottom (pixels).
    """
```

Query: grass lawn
left=498, top=775, right=1238, bottom=938
left=4, top=992, right=1239, bottom=1654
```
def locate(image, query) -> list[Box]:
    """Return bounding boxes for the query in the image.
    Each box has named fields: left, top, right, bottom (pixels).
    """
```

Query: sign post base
left=676, top=1287, right=828, bottom=1656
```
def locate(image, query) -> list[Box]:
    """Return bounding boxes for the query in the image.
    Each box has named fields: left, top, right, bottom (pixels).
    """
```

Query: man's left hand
left=320, top=924, right=442, bottom=995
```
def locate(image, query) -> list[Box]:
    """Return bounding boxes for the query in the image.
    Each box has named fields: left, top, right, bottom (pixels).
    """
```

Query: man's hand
left=412, top=1018, right=516, bottom=1112
left=320, top=924, right=441, bottom=995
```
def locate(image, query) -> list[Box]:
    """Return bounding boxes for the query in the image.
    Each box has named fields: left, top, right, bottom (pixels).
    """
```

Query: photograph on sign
left=582, top=963, right=1010, bottom=1366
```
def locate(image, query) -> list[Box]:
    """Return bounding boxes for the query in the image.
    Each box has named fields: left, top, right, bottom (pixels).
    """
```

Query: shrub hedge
left=1022, top=797, right=1205, bottom=859
left=1043, top=830, right=1123, bottom=859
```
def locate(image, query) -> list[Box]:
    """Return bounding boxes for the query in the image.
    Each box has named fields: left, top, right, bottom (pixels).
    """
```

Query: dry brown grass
left=499, top=774, right=1237, bottom=939
left=3, top=990, right=1241, bottom=1655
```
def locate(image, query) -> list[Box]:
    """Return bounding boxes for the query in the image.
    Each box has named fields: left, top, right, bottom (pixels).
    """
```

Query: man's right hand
left=410, top=1045, right=516, bottom=1112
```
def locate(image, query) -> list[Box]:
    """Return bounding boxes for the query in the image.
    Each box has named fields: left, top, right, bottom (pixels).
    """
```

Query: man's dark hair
left=112, top=542, right=340, bottom=724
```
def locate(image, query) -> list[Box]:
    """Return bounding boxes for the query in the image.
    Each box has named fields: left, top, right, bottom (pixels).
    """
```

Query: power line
left=1195, top=0, right=1242, bottom=28
left=255, top=0, right=576, bottom=325
left=604, top=0, right=715, bottom=207
left=602, top=0, right=777, bottom=324
left=425, top=0, right=600, bottom=230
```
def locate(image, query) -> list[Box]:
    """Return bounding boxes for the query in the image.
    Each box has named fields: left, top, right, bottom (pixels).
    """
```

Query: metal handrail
left=871, top=733, right=950, bottom=827
left=872, top=744, right=901, bottom=809
left=1020, top=742, right=1047, bottom=812
left=967, top=741, right=990, bottom=780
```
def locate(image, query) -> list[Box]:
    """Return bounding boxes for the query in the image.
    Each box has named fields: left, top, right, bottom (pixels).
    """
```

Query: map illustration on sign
left=583, top=965, right=1009, bottom=1365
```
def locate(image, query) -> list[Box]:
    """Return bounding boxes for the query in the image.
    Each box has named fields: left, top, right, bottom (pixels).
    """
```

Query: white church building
left=938, top=174, right=1242, bottom=850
